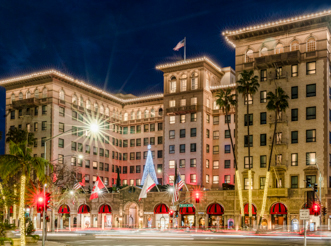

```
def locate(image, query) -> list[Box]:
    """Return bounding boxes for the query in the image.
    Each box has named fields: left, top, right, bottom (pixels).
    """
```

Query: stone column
left=102, top=214, right=105, bottom=229
left=81, top=214, right=84, bottom=229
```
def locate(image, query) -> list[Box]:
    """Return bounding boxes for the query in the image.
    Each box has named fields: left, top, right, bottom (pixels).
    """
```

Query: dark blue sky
left=0, top=0, right=330, bottom=153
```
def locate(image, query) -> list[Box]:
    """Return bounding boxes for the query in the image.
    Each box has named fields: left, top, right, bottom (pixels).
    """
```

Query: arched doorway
left=244, top=203, right=257, bottom=227
left=179, top=206, right=195, bottom=228
left=78, top=204, right=91, bottom=229
left=270, top=203, right=287, bottom=229
left=154, top=204, right=169, bottom=230
left=124, top=202, right=138, bottom=228
left=206, top=203, right=224, bottom=229
left=98, top=204, right=112, bottom=229
left=58, top=204, right=70, bottom=229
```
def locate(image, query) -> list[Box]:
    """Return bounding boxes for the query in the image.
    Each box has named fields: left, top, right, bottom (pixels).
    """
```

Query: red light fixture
left=195, top=192, right=200, bottom=203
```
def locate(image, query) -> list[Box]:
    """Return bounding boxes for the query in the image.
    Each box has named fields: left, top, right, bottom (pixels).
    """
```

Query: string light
left=259, top=171, right=270, bottom=225
left=20, top=175, right=26, bottom=246
left=248, top=170, right=252, bottom=218
left=235, top=170, right=244, bottom=216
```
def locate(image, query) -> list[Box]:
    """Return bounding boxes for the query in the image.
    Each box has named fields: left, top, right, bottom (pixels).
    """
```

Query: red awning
left=78, top=204, right=90, bottom=214
left=270, top=203, right=287, bottom=215
left=99, top=204, right=111, bottom=214
left=206, top=203, right=224, bottom=215
left=10, top=206, right=13, bottom=214
left=58, top=205, right=70, bottom=214
left=244, top=203, right=257, bottom=215
left=154, top=204, right=169, bottom=214
left=179, top=206, right=195, bottom=215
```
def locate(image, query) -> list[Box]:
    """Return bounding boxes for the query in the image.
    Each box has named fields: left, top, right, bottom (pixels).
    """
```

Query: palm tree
left=6, top=128, right=34, bottom=145
left=216, top=88, right=245, bottom=216
left=259, top=87, right=289, bottom=226
left=237, top=70, right=259, bottom=223
left=0, top=140, right=49, bottom=246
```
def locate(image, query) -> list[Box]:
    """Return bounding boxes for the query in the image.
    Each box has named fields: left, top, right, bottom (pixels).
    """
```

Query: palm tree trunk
left=19, top=174, right=26, bottom=246
left=246, top=92, right=252, bottom=222
left=226, top=111, right=244, bottom=219
left=259, top=110, right=278, bottom=227
left=14, top=186, right=17, bottom=226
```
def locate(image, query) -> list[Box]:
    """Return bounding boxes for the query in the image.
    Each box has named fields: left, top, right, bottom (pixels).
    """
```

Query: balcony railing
left=166, top=105, right=197, bottom=115
left=255, top=50, right=301, bottom=69
left=11, top=98, right=46, bottom=109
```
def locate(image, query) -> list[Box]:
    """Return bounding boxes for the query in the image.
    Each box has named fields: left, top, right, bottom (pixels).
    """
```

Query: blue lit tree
left=141, top=145, right=158, bottom=185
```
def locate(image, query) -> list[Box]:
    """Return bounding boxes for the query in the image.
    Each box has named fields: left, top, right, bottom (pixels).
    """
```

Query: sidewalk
left=28, top=242, right=69, bottom=246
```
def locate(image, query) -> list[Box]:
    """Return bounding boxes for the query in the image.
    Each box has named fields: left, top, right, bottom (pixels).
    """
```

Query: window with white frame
left=191, top=97, right=197, bottom=105
left=191, top=73, right=198, bottom=90
left=190, top=174, right=197, bottom=183
left=130, top=111, right=135, bottom=120
left=34, top=89, right=39, bottom=98
left=213, top=175, right=219, bottom=184
left=213, top=100, right=220, bottom=110
left=137, top=110, right=141, bottom=119
left=86, top=100, right=91, bottom=109
left=246, top=49, right=254, bottom=62
left=180, top=99, right=186, bottom=106
left=169, top=100, right=176, bottom=107
left=244, top=178, right=253, bottom=190
left=213, top=160, right=219, bottom=169
left=144, top=109, right=149, bottom=118
left=169, top=160, right=175, bottom=169
left=275, top=43, right=284, bottom=54
left=291, top=40, right=299, bottom=51
left=170, top=80, right=176, bottom=93
left=151, top=109, right=155, bottom=117
left=169, top=116, right=175, bottom=124
left=206, top=175, right=209, bottom=184
left=224, top=175, right=231, bottom=184
left=306, top=37, right=316, bottom=52
left=180, top=78, right=187, bottom=91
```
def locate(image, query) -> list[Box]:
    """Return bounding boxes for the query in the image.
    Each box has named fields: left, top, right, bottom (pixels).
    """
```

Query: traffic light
left=36, top=195, right=44, bottom=213
left=169, top=210, right=174, bottom=217
left=312, top=203, right=320, bottom=216
left=322, top=207, right=327, bottom=216
left=314, top=183, right=318, bottom=193
left=306, top=177, right=311, bottom=188
left=45, top=192, right=51, bottom=209
left=195, top=193, right=200, bottom=203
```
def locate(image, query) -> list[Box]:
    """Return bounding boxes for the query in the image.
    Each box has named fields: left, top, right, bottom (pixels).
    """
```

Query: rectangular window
left=306, top=129, right=316, bottom=142
left=180, top=129, right=185, bottom=138
left=260, top=134, right=266, bottom=146
left=260, top=177, right=266, bottom=189
left=136, top=125, right=141, bottom=133
left=306, top=84, right=316, bottom=97
left=291, top=109, right=298, bottom=121
left=224, top=145, right=231, bottom=153
left=158, top=136, right=162, bottom=144
left=191, top=174, right=197, bottom=183
left=169, top=100, right=176, bottom=108
left=130, top=126, right=135, bottom=134
left=260, top=69, right=267, bottom=81
left=276, top=67, right=283, bottom=79
left=191, top=113, right=197, bottom=122
left=150, top=137, right=155, bottom=145
left=291, top=64, right=298, bottom=77
left=191, top=78, right=198, bottom=90
left=180, top=115, right=186, bottom=123
left=190, top=159, right=196, bottom=167
left=170, top=81, right=176, bottom=93
left=206, top=114, right=210, bottom=123
left=136, top=165, right=141, bottom=173
left=206, top=129, right=210, bottom=138
left=206, top=144, right=210, bottom=153
left=169, top=145, right=175, bottom=154
left=244, top=135, right=253, bottom=147
left=213, top=160, right=219, bottom=169
left=71, top=142, right=77, bottom=151
left=136, top=138, right=141, bottom=146
left=42, top=121, right=47, bottom=131
left=71, top=157, right=76, bottom=166
left=180, top=99, right=186, bottom=106
left=144, top=124, right=149, bottom=132
left=206, top=159, right=209, bottom=168
left=213, top=145, right=219, bottom=154
left=42, top=105, right=47, bottom=115
left=306, top=152, right=316, bottom=165
left=190, top=128, right=196, bottom=137
left=224, top=175, right=231, bottom=184
left=170, top=116, right=175, bottom=124
left=59, top=107, right=65, bottom=116
left=291, top=131, right=298, bottom=144
left=85, top=160, right=90, bottom=168
left=180, top=79, right=187, bottom=91
left=158, top=123, right=163, bottom=131
left=191, top=97, right=197, bottom=105
left=291, top=86, right=298, bottom=99
left=180, top=144, right=185, bottom=153
left=244, top=156, right=253, bottom=169
left=93, top=147, right=97, bottom=155
left=78, top=143, right=83, bottom=152
left=169, top=160, right=175, bottom=169
left=213, top=175, right=219, bottom=184
left=179, top=159, right=185, bottom=168
left=225, top=115, right=231, bottom=123
left=206, top=175, right=209, bottom=184
left=244, top=114, right=253, bottom=126
left=224, top=130, right=230, bottom=139
left=213, top=116, right=219, bottom=125
left=306, top=61, right=316, bottom=75
left=190, top=143, right=196, bottom=152
left=123, top=166, right=127, bottom=174
left=306, top=106, right=316, bottom=120
left=291, top=153, right=298, bottom=166
left=260, top=155, right=266, bottom=168
left=169, top=130, right=175, bottom=139
left=260, top=112, right=266, bottom=124
left=99, top=162, right=104, bottom=171
left=157, top=150, right=162, bottom=158
left=291, top=176, right=298, bottom=188
left=150, top=124, right=155, bottom=132
left=244, top=178, right=253, bottom=190
left=244, top=94, right=252, bottom=105
left=58, top=138, right=64, bottom=148
left=213, top=130, right=220, bottom=139
left=224, top=160, right=230, bottom=169
left=260, top=91, right=267, bottom=103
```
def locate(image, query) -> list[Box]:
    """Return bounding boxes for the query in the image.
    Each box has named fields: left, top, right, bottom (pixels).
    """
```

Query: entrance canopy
left=78, top=204, right=90, bottom=214
left=99, top=204, right=111, bottom=214
left=270, top=203, right=287, bottom=215
left=180, top=206, right=195, bottom=215
left=154, top=204, right=169, bottom=214
left=207, top=203, right=224, bottom=215
left=244, top=203, right=257, bottom=215
left=58, top=205, right=70, bottom=214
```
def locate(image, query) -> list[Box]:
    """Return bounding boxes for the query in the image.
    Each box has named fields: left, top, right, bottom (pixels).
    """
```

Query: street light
left=69, top=191, right=74, bottom=195
left=168, top=187, right=174, bottom=193
left=89, top=121, right=100, bottom=134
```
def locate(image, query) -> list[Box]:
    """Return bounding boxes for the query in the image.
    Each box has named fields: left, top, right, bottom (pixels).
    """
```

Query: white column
left=102, top=214, right=105, bottom=229
left=81, top=214, right=84, bottom=229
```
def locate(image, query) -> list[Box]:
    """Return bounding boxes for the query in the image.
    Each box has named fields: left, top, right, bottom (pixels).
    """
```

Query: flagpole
left=72, top=174, right=86, bottom=194
left=177, top=168, right=189, bottom=192
left=98, top=175, right=110, bottom=193
left=184, top=37, right=186, bottom=61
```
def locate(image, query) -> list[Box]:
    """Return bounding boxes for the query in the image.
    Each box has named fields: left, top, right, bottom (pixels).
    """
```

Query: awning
left=179, top=206, right=195, bottom=215
left=58, top=205, right=70, bottom=214
left=270, top=203, right=287, bottom=215
left=206, top=203, right=224, bottom=215
left=99, top=204, right=111, bottom=214
left=154, top=204, right=169, bottom=214
left=244, top=203, right=257, bottom=215
left=78, top=204, right=90, bottom=214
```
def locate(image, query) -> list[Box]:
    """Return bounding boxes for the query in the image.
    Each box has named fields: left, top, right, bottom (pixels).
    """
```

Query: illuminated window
left=275, top=43, right=284, bottom=54
left=180, top=77, right=187, bottom=92
left=170, top=77, right=177, bottom=93
left=169, top=160, right=175, bottom=169
left=190, top=174, right=197, bottom=183
left=191, top=97, right=197, bottom=105
left=291, top=40, right=299, bottom=51
left=169, top=100, right=176, bottom=107
left=180, top=99, right=186, bottom=106
left=213, top=175, right=219, bottom=184
left=260, top=47, right=268, bottom=56
left=306, top=37, right=316, bottom=52
left=246, top=49, right=254, bottom=62
left=169, top=116, right=175, bottom=124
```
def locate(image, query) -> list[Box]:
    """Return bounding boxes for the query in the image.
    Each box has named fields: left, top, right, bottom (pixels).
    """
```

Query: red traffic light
left=313, top=203, right=320, bottom=212
left=195, top=192, right=200, bottom=203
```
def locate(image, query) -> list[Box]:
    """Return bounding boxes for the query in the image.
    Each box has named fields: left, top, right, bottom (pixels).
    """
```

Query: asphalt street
left=46, top=234, right=331, bottom=246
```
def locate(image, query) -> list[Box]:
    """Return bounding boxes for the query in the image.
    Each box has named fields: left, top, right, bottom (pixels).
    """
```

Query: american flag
left=173, top=175, right=185, bottom=202
left=73, top=182, right=82, bottom=190
left=173, top=39, right=185, bottom=51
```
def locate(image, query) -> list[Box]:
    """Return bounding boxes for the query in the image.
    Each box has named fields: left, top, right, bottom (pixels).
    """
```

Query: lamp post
left=42, top=122, right=100, bottom=246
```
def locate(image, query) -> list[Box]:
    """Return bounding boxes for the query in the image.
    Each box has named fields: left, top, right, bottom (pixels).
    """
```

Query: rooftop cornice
left=210, top=83, right=236, bottom=90
left=0, top=70, right=163, bottom=105
left=222, top=9, right=331, bottom=48
left=156, top=56, right=224, bottom=75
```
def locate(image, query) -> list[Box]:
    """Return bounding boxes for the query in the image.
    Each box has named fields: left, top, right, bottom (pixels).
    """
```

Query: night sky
left=0, top=0, right=330, bottom=153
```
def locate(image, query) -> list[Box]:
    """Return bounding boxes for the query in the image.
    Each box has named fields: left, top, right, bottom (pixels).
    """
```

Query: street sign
left=198, top=212, right=205, bottom=214
left=144, top=212, right=154, bottom=215
left=300, top=209, right=310, bottom=220
left=170, top=206, right=177, bottom=211
left=179, top=204, right=193, bottom=208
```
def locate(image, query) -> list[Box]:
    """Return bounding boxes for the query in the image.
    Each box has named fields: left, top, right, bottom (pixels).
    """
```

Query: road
left=46, top=234, right=331, bottom=246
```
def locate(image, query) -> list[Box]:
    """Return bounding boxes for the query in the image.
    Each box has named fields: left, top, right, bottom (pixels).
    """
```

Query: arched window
left=307, top=37, right=316, bottom=52
left=34, top=89, right=39, bottom=98
left=150, top=109, right=155, bottom=118
left=94, top=103, right=98, bottom=112
left=72, top=95, right=77, bottom=105
left=105, top=107, right=109, bottom=116
left=158, top=108, right=163, bottom=116
left=26, top=90, right=31, bottom=99
left=169, top=76, right=176, bottom=93
left=137, top=110, right=141, bottom=119
left=275, top=43, right=284, bottom=54
left=59, top=90, right=65, bottom=100
left=130, top=111, right=135, bottom=120
left=260, top=47, right=268, bottom=56
left=19, top=92, right=23, bottom=100
left=112, top=109, right=115, bottom=118
left=79, top=96, right=83, bottom=107
left=246, top=49, right=254, bottom=62
left=290, top=40, right=299, bottom=51
left=11, top=94, right=15, bottom=103
left=191, top=72, right=198, bottom=90
left=119, top=112, right=122, bottom=120
left=42, top=88, right=47, bottom=98
left=100, top=105, right=104, bottom=114
left=86, top=100, right=91, bottom=109
left=213, top=100, right=219, bottom=110
left=123, top=113, right=128, bottom=121
left=144, top=109, right=149, bottom=118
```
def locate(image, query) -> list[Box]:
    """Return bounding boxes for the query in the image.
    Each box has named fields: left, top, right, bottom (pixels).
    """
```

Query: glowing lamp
left=90, top=121, right=100, bottom=133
